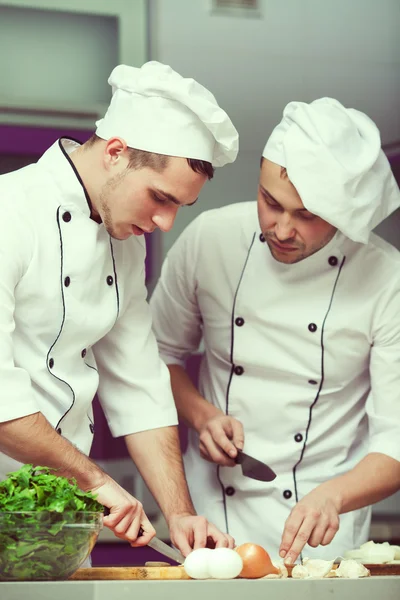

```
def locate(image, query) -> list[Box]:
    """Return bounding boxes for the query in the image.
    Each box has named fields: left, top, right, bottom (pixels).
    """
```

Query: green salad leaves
left=0, top=464, right=103, bottom=581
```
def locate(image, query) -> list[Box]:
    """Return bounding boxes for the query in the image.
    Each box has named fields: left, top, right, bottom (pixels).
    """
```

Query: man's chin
left=266, top=241, right=304, bottom=264
left=271, top=250, right=301, bottom=264
left=106, top=227, right=130, bottom=241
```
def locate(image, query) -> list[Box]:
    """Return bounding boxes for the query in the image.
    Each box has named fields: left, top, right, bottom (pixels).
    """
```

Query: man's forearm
left=319, top=452, right=400, bottom=513
left=0, top=412, right=106, bottom=491
left=168, top=364, right=221, bottom=432
left=125, top=425, right=196, bottom=523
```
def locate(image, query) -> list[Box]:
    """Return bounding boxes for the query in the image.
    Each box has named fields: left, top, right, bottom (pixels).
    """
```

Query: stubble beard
left=265, top=229, right=337, bottom=264
left=98, top=171, right=128, bottom=241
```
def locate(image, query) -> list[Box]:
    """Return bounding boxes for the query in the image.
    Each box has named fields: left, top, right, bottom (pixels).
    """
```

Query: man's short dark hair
left=86, top=134, right=214, bottom=180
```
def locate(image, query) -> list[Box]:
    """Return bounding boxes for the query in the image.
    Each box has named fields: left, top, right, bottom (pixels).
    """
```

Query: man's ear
left=103, top=137, right=128, bottom=169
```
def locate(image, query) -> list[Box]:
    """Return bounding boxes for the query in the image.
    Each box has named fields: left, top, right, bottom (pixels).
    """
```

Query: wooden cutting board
left=70, top=566, right=191, bottom=580
left=70, top=563, right=400, bottom=580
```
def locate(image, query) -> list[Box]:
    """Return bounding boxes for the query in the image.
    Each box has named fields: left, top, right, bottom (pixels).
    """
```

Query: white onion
left=184, top=548, right=212, bottom=579
left=208, top=548, right=243, bottom=579
left=344, top=541, right=396, bottom=564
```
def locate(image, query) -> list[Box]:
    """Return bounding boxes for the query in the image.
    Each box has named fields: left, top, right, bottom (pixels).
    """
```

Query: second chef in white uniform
left=150, top=98, right=400, bottom=562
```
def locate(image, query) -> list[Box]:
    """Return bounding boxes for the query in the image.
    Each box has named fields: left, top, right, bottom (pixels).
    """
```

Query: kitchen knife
left=138, top=527, right=185, bottom=565
left=103, top=510, right=186, bottom=565
left=147, top=536, right=186, bottom=565
left=235, top=449, right=277, bottom=482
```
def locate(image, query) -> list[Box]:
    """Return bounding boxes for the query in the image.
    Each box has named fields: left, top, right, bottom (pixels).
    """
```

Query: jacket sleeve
left=0, top=195, right=39, bottom=422
left=92, top=240, right=178, bottom=438
left=367, top=278, right=400, bottom=462
left=149, top=215, right=204, bottom=367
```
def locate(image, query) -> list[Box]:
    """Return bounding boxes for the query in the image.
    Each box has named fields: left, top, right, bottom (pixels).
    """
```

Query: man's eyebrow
left=259, top=184, right=281, bottom=205
left=153, top=189, right=198, bottom=207
left=259, top=184, right=309, bottom=212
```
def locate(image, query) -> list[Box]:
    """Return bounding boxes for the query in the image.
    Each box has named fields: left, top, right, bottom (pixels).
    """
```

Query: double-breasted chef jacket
left=0, top=138, right=177, bottom=481
left=150, top=201, right=400, bottom=559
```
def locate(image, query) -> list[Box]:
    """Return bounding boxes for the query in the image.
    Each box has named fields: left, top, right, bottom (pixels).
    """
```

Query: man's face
left=95, top=147, right=207, bottom=241
left=257, top=159, right=337, bottom=264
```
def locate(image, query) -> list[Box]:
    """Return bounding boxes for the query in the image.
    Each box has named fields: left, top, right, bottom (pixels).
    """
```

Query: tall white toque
left=96, top=61, right=239, bottom=168
left=262, top=98, right=400, bottom=243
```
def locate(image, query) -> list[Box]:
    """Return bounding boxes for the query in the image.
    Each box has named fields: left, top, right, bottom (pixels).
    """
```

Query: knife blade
left=147, top=536, right=186, bottom=565
left=138, top=527, right=185, bottom=565
left=235, top=449, right=277, bottom=482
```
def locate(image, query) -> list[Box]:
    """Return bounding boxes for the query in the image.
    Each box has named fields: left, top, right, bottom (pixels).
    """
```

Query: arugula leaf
left=0, top=464, right=103, bottom=581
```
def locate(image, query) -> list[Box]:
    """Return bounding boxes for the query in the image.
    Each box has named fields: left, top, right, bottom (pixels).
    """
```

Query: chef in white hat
left=150, top=97, right=400, bottom=562
left=0, top=61, right=238, bottom=554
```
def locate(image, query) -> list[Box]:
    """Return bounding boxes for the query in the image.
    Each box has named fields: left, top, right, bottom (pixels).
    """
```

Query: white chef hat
left=95, top=61, right=238, bottom=167
left=262, top=98, right=400, bottom=243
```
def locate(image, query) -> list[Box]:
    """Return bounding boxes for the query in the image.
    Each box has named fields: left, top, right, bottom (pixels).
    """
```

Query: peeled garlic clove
left=336, top=559, right=370, bottom=578
left=301, top=559, right=335, bottom=578
left=291, top=565, right=309, bottom=579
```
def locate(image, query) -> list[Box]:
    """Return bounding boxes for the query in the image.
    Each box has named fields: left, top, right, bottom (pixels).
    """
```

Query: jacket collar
left=258, top=228, right=350, bottom=283
left=38, top=137, right=94, bottom=219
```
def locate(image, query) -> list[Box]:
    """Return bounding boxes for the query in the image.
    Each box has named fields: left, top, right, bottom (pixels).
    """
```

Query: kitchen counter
left=1, top=577, right=400, bottom=600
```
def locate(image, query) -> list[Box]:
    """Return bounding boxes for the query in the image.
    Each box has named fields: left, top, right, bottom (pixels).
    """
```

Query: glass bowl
left=0, top=511, right=102, bottom=581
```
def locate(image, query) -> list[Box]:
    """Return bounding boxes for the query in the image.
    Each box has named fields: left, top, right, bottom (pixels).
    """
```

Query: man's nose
left=275, top=214, right=295, bottom=240
left=152, top=208, right=177, bottom=233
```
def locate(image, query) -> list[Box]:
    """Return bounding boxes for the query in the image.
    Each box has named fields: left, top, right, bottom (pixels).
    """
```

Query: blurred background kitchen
left=0, top=0, right=399, bottom=564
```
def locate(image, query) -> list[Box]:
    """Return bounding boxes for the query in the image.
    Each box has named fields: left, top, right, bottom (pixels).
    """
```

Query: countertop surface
left=1, top=577, right=400, bottom=600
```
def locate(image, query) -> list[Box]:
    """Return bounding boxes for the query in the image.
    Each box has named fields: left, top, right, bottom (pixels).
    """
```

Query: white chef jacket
left=150, top=201, right=400, bottom=559
left=0, top=138, right=177, bottom=481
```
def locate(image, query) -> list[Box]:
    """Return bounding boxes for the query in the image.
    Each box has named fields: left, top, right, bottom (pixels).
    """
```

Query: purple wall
left=0, top=124, right=92, bottom=154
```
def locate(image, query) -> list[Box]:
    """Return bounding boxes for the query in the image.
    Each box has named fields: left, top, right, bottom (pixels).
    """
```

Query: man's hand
left=92, top=478, right=156, bottom=546
left=198, top=413, right=245, bottom=466
left=168, top=513, right=235, bottom=557
left=279, top=486, right=341, bottom=564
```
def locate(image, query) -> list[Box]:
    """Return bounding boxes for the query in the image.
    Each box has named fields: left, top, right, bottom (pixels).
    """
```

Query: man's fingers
left=230, top=418, right=245, bottom=452
left=191, top=516, right=208, bottom=550
left=307, top=516, right=329, bottom=548
left=112, top=511, right=140, bottom=539
left=321, top=518, right=340, bottom=546
left=199, top=432, right=235, bottom=466
left=103, top=505, right=133, bottom=529
left=172, top=532, right=194, bottom=558
left=130, top=516, right=156, bottom=547
left=93, top=479, right=158, bottom=546
left=207, top=416, right=237, bottom=458
left=279, top=511, right=304, bottom=558
left=199, top=415, right=246, bottom=463
left=283, top=516, right=317, bottom=564
left=208, top=420, right=238, bottom=459
left=208, top=526, right=233, bottom=548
